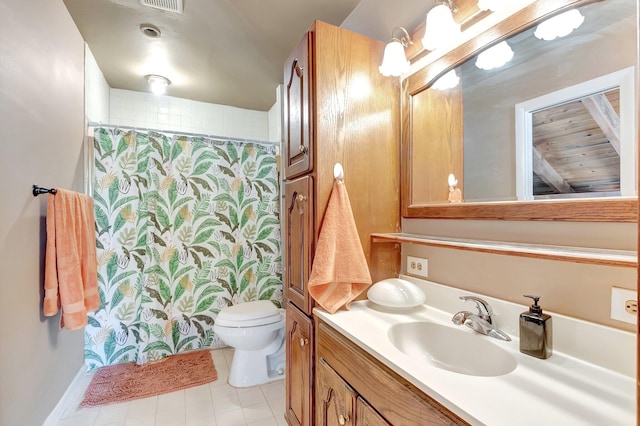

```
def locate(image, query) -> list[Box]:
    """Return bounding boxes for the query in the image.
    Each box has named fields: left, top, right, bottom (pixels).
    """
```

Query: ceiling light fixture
left=475, top=40, right=514, bottom=70
left=379, top=27, right=413, bottom=77
left=422, top=1, right=460, bottom=51
left=146, top=74, right=171, bottom=95
left=534, top=9, right=585, bottom=41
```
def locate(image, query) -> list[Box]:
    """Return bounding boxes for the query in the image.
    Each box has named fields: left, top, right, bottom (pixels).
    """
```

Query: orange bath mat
left=80, top=350, right=217, bottom=407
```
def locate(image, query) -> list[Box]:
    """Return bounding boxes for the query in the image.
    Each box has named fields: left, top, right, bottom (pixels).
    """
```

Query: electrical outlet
left=407, top=256, right=428, bottom=278
left=611, top=287, right=637, bottom=324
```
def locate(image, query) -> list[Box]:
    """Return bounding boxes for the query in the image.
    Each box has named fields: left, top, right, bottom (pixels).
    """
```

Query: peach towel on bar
left=308, top=180, right=371, bottom=314
left=43, top=188, right=99, bottom=330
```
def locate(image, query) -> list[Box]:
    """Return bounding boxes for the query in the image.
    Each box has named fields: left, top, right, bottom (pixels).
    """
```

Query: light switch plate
left=611, top=287, right=637, bottom=324
left=407, top=256, right=428, bottom=278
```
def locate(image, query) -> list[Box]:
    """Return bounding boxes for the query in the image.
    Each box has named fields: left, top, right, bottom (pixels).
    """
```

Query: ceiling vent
left=139, top=0, right=183, bottom=13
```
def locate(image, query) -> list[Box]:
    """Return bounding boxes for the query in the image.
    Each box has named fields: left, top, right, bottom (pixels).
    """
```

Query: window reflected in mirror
left=432, top=0, right=637, bottom=204
left=515, top=67, right=635, bottom=201
left=532, top=88, right=620, bottom=198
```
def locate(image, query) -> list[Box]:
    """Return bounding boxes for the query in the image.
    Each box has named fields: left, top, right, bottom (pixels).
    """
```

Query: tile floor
left=55, top=348, right=287, bottom=426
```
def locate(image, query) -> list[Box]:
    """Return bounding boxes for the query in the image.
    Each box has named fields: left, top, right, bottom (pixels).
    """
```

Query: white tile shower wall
left=268, top=85, right=283, bottom=143
left=110, top=89, right=270, bottom=140
left=84, top=45, right=110, bottom=123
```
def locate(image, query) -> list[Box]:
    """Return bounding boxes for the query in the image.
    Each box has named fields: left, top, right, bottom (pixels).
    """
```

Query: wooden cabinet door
left=284, top=176, right=314, bottom=315
left=356, top=397, right=390, bottom=426
left=283, top=31, right=313, bottom=179
left=285, top=303, right=314, bottom=426
left=317, top=357, right=356, bottom=426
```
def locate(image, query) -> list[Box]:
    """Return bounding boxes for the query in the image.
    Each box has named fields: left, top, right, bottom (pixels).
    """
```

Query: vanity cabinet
left=283, top=19, right=401, bottom=426
left=356, top=397, right=390, bottom=426
left=317, top=356, right=391, bottom=426
left=316, top=318, right=469, bottom=426
left=317, top=357, right=357, bottom=426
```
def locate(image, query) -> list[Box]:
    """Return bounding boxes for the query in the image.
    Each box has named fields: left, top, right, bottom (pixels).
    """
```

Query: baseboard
left=43, top=366, right=86, bottom=426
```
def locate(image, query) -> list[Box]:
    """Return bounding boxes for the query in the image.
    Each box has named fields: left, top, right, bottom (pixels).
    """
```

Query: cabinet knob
left=295, top=63, right=304, bottom=77
left=296, top=194, right=307, bottom=203
left=299, top=337, right=308, bottom=347
left=338, top=414, right=350, bottom=425
left=298, top=145, right=309, bottom=155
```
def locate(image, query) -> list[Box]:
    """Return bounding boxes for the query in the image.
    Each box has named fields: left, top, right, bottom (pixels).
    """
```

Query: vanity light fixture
left=422, top=0, right=460, bottom=51
left=145, top=74, right=171, bottom=95
left=379, top=27, right=413, bottom=77
left=477, top=0, right=507, bottom=12
left=475, top=40, right=514, bottom=70
left=432, top=69, right=460, bottom=90
left=534, top=9, right=585, bottom=41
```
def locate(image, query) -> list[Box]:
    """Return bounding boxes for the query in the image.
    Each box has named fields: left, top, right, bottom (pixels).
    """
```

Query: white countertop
left=314, top=298, right=635, bottom=426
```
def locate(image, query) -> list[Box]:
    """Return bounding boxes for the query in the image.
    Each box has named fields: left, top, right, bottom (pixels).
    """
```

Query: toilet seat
left=215, top=300, right=282, bottom=327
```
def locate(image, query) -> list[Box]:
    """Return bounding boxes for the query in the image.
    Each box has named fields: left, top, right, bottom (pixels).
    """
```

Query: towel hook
left=333, top=163, right=344, bottom=181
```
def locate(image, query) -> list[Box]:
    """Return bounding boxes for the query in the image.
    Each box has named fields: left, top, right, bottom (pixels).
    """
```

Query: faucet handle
left=459, top=296, right=493, bottom=319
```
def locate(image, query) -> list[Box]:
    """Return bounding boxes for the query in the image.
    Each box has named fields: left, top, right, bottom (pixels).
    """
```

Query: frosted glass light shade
left=432, top=69, right=460, bottom=90
left=421, top=4, right=461, bottom=51
left=379, top=40, right=410, bottom=77
left=534, top=9, right=585, bottom=41
left=147, top=74, right=171, bottom=95
left=475, top=41, right=514, bottom=70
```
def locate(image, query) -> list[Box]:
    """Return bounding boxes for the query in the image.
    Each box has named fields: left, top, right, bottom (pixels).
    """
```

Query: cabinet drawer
left=316, top=320, right=468, bottom=426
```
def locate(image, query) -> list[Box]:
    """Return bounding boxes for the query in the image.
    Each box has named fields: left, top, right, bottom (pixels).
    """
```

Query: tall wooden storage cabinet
left=282, top=21, right=400, bottom=426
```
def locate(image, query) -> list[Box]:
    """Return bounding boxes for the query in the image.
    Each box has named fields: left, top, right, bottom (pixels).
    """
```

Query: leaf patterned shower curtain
left=84, top=128, right=282, bottom=368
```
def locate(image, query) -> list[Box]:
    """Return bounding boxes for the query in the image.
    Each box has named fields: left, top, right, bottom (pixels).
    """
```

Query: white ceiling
left=63, top=0, right=435, bottom=111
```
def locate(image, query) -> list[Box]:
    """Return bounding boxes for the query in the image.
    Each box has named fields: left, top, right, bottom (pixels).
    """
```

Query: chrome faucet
left=452, top=296, right=511, bottom=341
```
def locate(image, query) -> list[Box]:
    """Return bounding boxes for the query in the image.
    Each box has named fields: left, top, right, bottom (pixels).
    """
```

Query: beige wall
left=402, top=219, right=637, bottom=333
left=0, top=1, right=86, bottom=425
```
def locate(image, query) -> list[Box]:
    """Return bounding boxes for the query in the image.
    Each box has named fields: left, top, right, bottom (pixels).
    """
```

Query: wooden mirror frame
left=401, top=0, right=638, bottom=222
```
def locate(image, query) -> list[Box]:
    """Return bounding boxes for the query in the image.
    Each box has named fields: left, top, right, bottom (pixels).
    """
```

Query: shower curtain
left=84, top=127, right=282, bottom=368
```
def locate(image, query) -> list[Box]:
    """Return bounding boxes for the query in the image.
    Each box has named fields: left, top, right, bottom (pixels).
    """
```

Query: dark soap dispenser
left=519, top=295, right=552, bottom=359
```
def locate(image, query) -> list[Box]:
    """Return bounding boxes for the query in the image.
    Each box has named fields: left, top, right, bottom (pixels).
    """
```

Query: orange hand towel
left=308, top=180, right=372, bottom=314
left=44, top=188, right=99, bottom=330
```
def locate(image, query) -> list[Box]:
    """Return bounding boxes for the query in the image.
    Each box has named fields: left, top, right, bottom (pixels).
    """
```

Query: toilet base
left=228, top=330, right=286, bottom=387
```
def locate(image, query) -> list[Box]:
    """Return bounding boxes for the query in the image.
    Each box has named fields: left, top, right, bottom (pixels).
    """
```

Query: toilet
left=213, top=300, right=286, bottom=387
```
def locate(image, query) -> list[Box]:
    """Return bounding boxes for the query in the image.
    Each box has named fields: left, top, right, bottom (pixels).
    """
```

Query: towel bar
left=32, top=184, right=57, bottom=197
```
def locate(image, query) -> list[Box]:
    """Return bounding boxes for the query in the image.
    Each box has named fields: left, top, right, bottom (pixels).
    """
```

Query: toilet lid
left=215, top=300, right=282, bottom=327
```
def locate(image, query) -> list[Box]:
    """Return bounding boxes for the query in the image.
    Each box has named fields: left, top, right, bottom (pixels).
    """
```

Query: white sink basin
left=388, top=321, right=517, bottom=377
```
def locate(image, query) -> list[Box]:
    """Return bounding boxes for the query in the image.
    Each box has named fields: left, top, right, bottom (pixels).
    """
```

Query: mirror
left=402, top=0, right=638, bottom=221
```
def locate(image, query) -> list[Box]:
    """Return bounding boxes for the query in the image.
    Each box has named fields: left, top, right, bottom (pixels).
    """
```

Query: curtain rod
left=86, top=122, right=279, bottom=146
